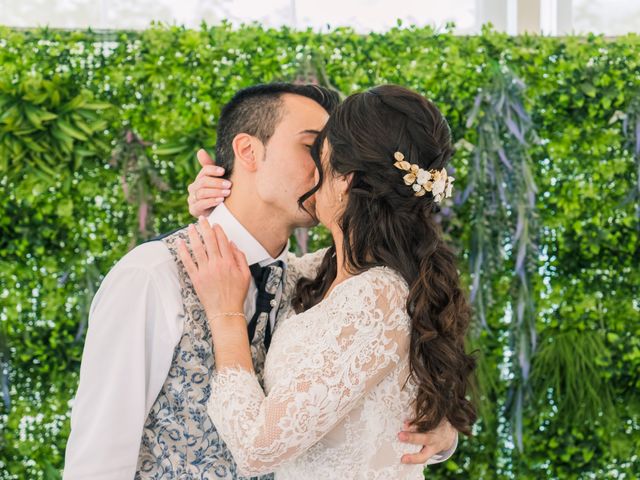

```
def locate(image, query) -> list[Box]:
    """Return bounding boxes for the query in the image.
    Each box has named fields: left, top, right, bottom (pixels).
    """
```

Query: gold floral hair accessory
left=393, top=151, right=454, bottom=202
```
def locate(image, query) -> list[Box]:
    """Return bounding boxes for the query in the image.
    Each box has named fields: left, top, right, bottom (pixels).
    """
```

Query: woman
left=179, top=85, right=476, bottom=478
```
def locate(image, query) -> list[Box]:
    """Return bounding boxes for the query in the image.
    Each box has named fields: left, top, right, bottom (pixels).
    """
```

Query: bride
left=179, top=84, right=476, bottom=479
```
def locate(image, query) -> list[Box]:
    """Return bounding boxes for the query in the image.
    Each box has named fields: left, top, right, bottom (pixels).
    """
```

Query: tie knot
left=250, top=260, right=285, bottom=294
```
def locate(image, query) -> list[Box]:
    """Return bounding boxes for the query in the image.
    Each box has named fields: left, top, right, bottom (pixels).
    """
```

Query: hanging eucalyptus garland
left=0, top=326, right=9, bottom=410
left=462, top=64, right=540, bottom=451
left=622, top=95, right=640, bottom=227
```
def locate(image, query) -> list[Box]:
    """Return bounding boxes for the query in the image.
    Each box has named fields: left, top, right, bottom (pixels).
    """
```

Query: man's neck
left=223, top=195, right=292, bottom=259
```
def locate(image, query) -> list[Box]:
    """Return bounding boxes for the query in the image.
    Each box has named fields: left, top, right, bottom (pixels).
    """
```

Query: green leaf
left=580, top=82, right=597, bottom=98
left=56, top=119, right=88, bottom=141
left=56, top=198, right=74, bottom=218
left=24, top=105, right=57, bottom=129
left=81, top=102, right=112, bottom=111
left=154, top=144, right=190, bottom=155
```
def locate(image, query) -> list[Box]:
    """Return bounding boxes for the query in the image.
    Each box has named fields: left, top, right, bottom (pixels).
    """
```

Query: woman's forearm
left=207, top=313, right=254, bottom=372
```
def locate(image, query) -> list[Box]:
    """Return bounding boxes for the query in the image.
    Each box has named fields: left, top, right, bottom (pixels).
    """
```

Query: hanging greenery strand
left=463, top=65, right=540, bottom=451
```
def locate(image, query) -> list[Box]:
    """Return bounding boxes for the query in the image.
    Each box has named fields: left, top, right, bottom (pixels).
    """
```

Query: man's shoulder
left=110, top=239, right=178, bottom=278
left=286, top=247, right=329, bottom=278
left=91, top=236, right=183, bottom=332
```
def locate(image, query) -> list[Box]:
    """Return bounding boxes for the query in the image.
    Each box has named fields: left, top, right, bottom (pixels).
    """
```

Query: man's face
left=254, top=93, right=329, bottom=228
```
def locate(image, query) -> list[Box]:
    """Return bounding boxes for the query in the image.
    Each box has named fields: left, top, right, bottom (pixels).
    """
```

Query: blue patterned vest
left=134, top=228, right=277, bottom=480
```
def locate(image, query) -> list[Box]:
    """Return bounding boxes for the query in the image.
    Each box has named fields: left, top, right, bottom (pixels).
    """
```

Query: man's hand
left=187, top=149, right=232, bottom=218
left=398, top=419, right=458, bottom=464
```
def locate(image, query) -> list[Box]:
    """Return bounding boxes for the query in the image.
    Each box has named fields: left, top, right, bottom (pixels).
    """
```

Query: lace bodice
left=207, top=251, right=432, bottom=479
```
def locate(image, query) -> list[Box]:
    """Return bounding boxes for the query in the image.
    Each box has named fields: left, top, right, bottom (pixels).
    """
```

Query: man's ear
left=232, top=133, right=264, bottom=173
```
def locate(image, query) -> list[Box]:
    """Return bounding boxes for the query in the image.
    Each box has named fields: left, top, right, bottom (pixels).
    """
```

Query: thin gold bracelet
left=210, top=312, right=246, bottom=320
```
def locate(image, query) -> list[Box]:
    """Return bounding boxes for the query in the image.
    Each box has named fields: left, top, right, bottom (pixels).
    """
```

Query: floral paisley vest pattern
left=134, top=228, right=279, bottom=480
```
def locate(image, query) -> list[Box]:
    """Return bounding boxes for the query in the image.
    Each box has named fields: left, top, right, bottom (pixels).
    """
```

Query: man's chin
left=297, top=213, right=320, bottom=229
left=305, top=217, right=320, bottom=228
left=295, top=204, right=319, bottom=228
left=298, top=200, right=318, bottom=225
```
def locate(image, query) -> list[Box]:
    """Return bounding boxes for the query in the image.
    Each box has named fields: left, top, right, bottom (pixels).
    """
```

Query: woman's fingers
left=177, top=239, right=198, bottom=278
left=212, top=224, right=233, bottom=259
left=188, top=198, right=221, bottom=218
left=400, top=446, right=430, bottom=465
left=186, top=161, right=231, bottom=219
left=188, top=176, right=232, bottom=195
left=196, top=164, right=226, bottom=180
left=194, top=187, right=231, bottom=200
left=196, top=148, right=216, bottom=168
left=187, top=224, right=208, bottom=267
left=198, top=216, right=220, bottom=261
left=230, top=242, right=250, bottom=277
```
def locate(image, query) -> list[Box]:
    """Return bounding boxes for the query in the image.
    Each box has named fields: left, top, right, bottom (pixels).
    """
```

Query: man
left=64, top=83, right=457, bottom=479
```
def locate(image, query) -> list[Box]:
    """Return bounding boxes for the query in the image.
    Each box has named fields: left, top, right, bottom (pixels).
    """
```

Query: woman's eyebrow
left=298, top=129, right=321, bottom=135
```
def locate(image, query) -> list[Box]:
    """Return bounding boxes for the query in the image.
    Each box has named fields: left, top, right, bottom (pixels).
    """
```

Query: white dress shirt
left=63, top=204, right=288, bottom=480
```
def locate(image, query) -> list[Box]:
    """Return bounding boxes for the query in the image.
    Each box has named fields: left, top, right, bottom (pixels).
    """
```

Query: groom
left=63, top=83, right=457, bottom=479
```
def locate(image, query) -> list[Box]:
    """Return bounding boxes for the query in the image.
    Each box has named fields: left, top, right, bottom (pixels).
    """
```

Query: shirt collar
left=207, top=203, right=289, bottom=267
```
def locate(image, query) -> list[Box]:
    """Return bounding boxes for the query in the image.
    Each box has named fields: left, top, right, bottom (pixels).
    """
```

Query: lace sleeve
left=207, top=268, right=410, bottom=476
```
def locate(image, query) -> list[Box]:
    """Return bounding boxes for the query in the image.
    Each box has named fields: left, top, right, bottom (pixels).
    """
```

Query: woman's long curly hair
left=292, top=85, right=477, bottom=435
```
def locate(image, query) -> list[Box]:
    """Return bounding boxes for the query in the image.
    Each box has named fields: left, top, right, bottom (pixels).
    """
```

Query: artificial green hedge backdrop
left=0, top=23, right=638, bottom=479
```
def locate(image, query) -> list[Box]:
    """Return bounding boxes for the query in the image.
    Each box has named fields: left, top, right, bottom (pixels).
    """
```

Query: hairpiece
left=393, top=151, right=454, bottom=202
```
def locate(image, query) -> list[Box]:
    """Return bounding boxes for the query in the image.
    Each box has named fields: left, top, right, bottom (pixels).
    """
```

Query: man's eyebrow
left=298, top=129, right=321, bottom=135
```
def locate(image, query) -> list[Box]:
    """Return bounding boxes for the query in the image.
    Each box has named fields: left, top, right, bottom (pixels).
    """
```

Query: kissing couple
left=64, top=82, right=476, bottom=479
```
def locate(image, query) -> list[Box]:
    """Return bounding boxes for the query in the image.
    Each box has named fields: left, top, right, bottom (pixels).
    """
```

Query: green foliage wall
left=0, top=24, right=638, bottom=479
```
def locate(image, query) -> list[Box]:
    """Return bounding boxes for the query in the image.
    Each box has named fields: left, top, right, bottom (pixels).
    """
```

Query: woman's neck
left=331, top=226, right=347, bottom=278
left=321, top=225, right=352, bottom=302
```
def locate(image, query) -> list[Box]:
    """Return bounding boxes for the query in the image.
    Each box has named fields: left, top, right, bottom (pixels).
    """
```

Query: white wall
left=0, top=0, right=638, bottom=34
left=0, top=0, right=476, bottom=32
left=573, top=0, right=640, bottom=36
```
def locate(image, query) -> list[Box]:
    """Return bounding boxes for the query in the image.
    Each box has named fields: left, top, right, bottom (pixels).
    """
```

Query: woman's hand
left=177, top=216, right=252, bottom=319
left=188, top=149, right=232, bottom=218
left=398, top=418, right=458, bottom=464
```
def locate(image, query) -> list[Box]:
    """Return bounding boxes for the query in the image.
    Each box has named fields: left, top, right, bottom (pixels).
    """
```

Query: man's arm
left=63, top=247, right=182, bottom=480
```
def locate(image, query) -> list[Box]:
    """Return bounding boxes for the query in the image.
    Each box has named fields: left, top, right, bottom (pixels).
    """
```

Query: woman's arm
left=207, top=270, right=410, bottom=476
left=181, top=192, right=457, bottom=471
left=176, top=218, right=409, bottom=476
left=177, top=218, right=254, bottom=371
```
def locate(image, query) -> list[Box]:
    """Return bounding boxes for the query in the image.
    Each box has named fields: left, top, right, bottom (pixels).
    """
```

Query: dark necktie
left=247, top=260, right=285, bottom=351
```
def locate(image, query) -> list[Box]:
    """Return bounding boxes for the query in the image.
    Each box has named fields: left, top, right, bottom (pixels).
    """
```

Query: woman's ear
left=232, top=134, right=264, bottom=173
left=338, top=172, right=354, bottom=197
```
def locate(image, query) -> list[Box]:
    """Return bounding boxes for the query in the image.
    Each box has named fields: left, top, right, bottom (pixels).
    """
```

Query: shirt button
left=270, top=299, right=277, bottom=308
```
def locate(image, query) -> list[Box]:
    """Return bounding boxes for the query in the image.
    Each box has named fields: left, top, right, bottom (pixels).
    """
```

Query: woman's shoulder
left=319, top=267, right=411, bottom=335
left=353, top=266, right=409, bottom=294
left=327, top=266, right=409, bottom=310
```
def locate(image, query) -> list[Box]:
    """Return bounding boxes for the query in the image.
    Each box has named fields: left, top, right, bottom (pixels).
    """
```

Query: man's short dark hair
left=214, top=83, right=341, bottom=177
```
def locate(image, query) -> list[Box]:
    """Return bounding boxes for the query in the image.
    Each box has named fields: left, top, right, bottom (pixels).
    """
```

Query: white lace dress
left=207, top=251, right=447, bottom=479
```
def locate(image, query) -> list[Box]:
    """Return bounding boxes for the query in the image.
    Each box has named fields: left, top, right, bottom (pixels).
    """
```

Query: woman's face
left=313, top=139, right=348, bottom=231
